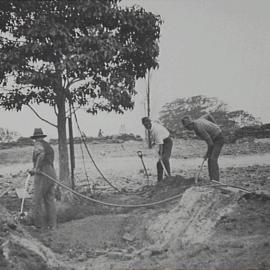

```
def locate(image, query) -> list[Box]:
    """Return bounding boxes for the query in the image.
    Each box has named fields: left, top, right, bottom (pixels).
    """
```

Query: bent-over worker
left=181, top=114, right=224, bottom=181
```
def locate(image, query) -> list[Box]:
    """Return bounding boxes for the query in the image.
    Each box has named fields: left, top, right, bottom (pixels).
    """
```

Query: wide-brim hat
left=30, top=128, right=47, bottom=139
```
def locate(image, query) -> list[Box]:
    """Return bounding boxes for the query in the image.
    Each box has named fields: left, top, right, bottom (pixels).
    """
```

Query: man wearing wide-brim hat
left=29, top=128, right=57, bottom=229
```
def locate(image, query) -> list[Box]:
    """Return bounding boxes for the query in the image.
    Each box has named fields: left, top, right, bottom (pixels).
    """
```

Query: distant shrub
left=16, top=137, right=34, bottom=146
left=135, top=135, right=143, bottom=141
left=159, top=95, right=262, bottom=138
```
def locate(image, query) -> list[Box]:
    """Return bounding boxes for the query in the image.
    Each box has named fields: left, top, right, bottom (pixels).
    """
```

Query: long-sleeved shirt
left=193, top=118, right=222, bottom=146
left=150, top=122, right=170, bottom=145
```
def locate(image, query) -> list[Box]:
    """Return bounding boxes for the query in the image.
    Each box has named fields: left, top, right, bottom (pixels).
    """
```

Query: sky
left=0, top=0, right=270, bottom=139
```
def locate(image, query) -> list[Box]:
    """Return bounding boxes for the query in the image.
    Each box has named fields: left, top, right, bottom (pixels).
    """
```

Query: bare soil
left=1, top=138, right=270, bottom=270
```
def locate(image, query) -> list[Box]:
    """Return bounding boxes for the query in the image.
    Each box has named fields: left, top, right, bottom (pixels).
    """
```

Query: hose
left=40, top=171, right=183, bottom=208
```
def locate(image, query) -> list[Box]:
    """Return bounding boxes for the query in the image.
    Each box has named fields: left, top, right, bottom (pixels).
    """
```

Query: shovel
left=195, top=158, right=206, bottom=184
left=137, top=151, right=150, bottom=185
left=19, top=173, right=31, bottom=217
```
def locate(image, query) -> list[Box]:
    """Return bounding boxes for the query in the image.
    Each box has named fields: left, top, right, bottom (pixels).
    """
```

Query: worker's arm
left=158, top=143, right=164, bottom=160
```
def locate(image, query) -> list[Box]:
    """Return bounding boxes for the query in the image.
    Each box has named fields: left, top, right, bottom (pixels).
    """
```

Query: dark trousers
left=208, top=134, right=224, bottom=181
left=32, top=164, right=57, bottom=228
left=157, top=137, right=173, bottom=181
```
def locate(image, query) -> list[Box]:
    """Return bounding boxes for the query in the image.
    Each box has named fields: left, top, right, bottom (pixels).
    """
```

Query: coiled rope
left=78, top=138, right=91, bottom=190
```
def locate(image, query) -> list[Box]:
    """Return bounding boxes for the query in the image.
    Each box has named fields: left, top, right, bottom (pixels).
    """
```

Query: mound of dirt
left=2, top=177, right=270, bottom=270
left=147, top=186, right=239, bottom=249
left=140, top=187, right=270, bottom=270
left=0, top=205, right=69, bottom=270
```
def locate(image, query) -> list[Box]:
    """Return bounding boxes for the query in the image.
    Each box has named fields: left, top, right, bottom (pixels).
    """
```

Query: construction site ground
left=1, top=138, right=270, bottom=270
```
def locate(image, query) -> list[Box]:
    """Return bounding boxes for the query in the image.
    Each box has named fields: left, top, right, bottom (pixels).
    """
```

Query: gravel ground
left=1, top=139, right=270, bottom=270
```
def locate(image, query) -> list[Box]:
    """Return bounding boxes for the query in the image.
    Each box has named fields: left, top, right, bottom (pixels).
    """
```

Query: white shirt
left=150, top=122, right=170, bottom=144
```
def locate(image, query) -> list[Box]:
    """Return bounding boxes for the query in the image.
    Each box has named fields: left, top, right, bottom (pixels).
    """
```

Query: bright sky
left=1, top=0, right=270, bottom=139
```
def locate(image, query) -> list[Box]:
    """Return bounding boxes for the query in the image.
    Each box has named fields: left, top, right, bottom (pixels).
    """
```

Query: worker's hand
left=55, top=185, right=61, bottom=201
left=28, top=169, right=35, bottom=176
left=28, top=169, right=40, bottom=176
left=203, top=154, right=209, bottom=161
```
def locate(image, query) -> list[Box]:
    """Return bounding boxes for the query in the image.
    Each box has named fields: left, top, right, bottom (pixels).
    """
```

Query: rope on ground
left=78, top=138, right=92, bottom=190
left=0, top=188, right=10, bottom=198
left=40, top=172, right=183, bottom=208
left=71, top=105, right=121, bottom=193
left=209, top=180, right=252, bottom=193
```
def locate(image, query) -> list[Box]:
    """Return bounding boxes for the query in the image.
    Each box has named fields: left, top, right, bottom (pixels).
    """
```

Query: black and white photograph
left=0, top=0, right=270, bottom=269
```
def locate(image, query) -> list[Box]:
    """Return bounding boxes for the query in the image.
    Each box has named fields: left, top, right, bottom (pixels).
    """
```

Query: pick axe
left=159, top=159, right=170, bottom=177
left=137, top=151, right=150, bottom=185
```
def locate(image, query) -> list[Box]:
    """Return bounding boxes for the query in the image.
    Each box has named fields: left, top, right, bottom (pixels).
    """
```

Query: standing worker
left=181, top=114, right=224, bottom=181
left=141, top=117, right=173, bottom=182
left=29, top=128, right=57, bottom=229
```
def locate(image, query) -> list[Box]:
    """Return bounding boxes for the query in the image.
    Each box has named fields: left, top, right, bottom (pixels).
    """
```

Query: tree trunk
left=68, top=110, right=75, bottom=189
left=56, top=92, right=71, bottom=187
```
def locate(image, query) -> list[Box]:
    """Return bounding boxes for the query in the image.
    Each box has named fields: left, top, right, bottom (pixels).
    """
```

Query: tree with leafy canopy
left=0, top=0, right=162, bottom=187
left=159, top=95, right=261, bottom=138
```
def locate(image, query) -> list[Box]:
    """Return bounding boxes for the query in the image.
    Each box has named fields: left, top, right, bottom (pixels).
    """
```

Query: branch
left=66, top=105, right=82, bottom=118
left=54, top=105, right=58, bottom=116
left=27, top=104, right=57, bottom=128
left=66, top=78, right=82, bottom=89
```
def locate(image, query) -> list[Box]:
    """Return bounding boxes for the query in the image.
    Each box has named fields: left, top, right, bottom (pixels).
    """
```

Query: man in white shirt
left=142, top=117, right=173, bottom=182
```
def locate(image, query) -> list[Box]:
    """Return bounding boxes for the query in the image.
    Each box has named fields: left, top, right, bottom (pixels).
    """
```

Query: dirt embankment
left=0, top=204, right=69, bottom=270
left=1, top=139, right=270, bottom=269
left=1, top=176, right=270, bottom=270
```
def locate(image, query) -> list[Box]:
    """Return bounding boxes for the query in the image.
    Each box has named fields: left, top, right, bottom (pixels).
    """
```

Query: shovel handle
left=195, top=159, right=206, bottom=184
left=159, top=159, right=169, bottom=177
left=137, top=151, right=150, bottom=184
left=20, top=173, right=31, bottom=214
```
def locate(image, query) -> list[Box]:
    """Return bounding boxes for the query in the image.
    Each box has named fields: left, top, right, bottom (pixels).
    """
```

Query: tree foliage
left=0, top=0, right=162, bottom=113
left=0, top=0, right=162, bottom=186
left=159, top=95, right=261, bottom=137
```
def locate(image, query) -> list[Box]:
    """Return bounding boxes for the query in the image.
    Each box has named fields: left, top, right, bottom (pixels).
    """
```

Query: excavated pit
left=1, top=174, right=270, bottom=270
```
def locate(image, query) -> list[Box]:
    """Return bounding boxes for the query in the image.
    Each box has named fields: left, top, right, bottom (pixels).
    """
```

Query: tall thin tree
left=146, top=69, right=152, bottom=148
